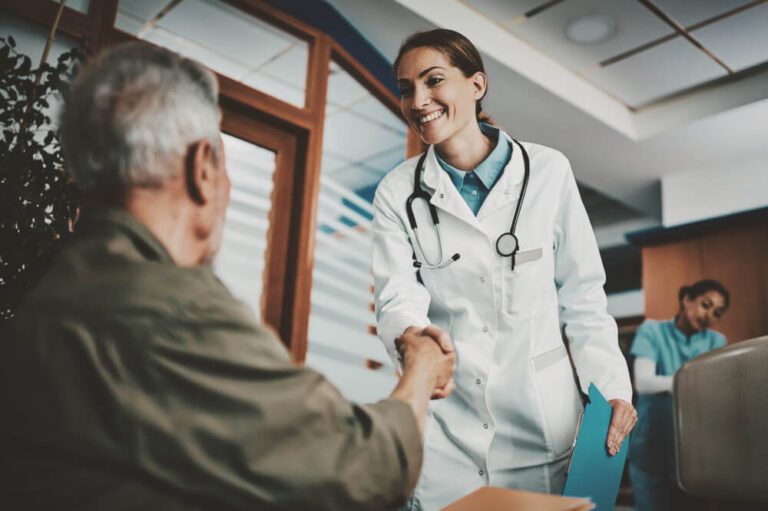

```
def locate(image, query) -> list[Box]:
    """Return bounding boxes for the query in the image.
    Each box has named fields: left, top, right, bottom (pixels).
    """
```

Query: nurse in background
left=372, top=29, right=636, bottom=509
left=629, top=279, right=729, bottom=511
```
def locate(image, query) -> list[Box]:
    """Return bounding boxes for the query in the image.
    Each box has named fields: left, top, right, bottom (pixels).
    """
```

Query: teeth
left=419, top=110, right=444, bottom=125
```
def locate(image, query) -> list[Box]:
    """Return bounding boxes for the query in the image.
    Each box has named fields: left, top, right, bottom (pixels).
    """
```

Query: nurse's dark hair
left=394, top=29, right=492, bottom=123
left=678, top=279, right=730, bottom=309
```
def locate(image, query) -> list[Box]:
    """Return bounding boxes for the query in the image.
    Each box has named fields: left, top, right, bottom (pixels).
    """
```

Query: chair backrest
left=673, top=335, right=768, bottom=503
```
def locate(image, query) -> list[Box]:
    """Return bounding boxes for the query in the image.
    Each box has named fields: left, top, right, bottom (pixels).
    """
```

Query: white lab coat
left=371, top=132, right=632, bottom=509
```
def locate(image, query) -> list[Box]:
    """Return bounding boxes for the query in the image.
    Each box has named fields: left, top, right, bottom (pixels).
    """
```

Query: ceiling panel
left=509, top=0, right=673, bottom=71
left=693, top=3, right=768, bottom=72
left=115, top=0, right=168, bottom=24
left=140, top=27, right=248, bottom=79
left=461, top=0, right=545, bottom=24
left=157, top=0, right=293, bottom=70
left=323, top=110, right=404, bottom=162
left=350, top=97, right=407, bottom=134
left=326, top=163, right=382, bottom=191
left=240, top=71, right=305, bottom=107
left=258, top=44, right=308, bottom=89
left=326, top=62, right=370, bottom=107
left=322, top=154, right=350, bottom=175
left=364, top=145, right=407, bottom=176
left=587, top=38, right=726, bottom=107
left=652, top=0, right=753, bottom=27
left=322, top=143, right=405, bottom=192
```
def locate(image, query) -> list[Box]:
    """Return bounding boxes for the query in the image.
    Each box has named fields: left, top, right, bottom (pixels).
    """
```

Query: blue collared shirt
left=435, top=124, right=511, bottom=216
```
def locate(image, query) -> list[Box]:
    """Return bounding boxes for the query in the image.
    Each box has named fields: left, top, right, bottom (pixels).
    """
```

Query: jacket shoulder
left=517, top=140, right=571, bottom=176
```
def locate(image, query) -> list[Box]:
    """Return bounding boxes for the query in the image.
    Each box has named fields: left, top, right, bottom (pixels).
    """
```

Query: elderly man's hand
left=396, top=325, right=456, bottom=399
left=606, top=399, right=637, bottom=456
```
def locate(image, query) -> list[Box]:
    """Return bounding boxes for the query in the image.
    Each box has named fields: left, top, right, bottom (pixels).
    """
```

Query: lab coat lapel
left=477, top=134, right=526, bottom=221
left=422, top=146, right=484, bottom=231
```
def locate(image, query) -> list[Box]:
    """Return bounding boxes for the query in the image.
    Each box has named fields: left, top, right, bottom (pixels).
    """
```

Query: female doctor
left=372, top=29, right=636, bottom=510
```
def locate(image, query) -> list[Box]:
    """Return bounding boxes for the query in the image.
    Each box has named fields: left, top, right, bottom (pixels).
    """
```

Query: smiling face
left=396, top=46, right=486, bottom=146
left=680, top=290, right=727, bottom=333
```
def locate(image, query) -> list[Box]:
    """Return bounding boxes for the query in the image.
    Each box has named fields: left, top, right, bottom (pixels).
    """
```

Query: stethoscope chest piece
left=496, top=232, right=519, bottom=257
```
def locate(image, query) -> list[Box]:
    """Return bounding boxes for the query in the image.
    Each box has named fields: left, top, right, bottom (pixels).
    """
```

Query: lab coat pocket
left=501, top=254, right=547, bottom=317
left=531, top=345, right=583, bottom=458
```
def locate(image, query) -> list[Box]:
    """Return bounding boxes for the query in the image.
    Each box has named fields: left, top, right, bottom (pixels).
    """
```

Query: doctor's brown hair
left=394, top=29, right=493, bottom=124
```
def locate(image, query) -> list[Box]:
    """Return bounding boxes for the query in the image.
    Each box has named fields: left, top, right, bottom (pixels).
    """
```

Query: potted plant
left=0, top=29, right=82, bottom=324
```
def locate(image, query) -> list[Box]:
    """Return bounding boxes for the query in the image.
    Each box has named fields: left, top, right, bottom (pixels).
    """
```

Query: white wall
left=607, top=289, right=644, bottom=319
left=662, top=155, right=768, bottom=226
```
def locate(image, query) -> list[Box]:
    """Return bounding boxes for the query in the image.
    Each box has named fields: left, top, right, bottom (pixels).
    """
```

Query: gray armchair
left=673, top=335, right=768, bottom=505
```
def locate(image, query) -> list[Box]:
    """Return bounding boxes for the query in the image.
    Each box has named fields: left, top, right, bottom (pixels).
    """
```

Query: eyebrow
left=397, top=66, right=446, bottom=83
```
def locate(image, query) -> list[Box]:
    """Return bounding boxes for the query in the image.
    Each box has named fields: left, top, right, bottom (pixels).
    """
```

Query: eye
left=426, top=75, right=444, bottom=87
left=702, top=301, right=711, bottom=309
left=398, top=86, right=413, bottom=97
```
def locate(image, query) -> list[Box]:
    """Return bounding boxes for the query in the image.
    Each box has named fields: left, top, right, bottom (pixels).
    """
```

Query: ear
left=471, top=71, right=488, bottom=101
left=185, top=139, right=217, bottom=205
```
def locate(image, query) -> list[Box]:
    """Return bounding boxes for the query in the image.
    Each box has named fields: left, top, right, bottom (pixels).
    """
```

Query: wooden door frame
left=220, top=104, right=300, bottom=353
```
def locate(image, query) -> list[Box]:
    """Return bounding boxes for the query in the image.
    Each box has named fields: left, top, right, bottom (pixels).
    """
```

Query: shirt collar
left=435, top=123, right=512, bottom=190
left=667, top=318, right=707, bottom=343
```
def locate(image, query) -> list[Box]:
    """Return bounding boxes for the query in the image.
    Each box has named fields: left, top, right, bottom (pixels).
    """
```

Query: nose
left=411, top=85, right=430, bottom=111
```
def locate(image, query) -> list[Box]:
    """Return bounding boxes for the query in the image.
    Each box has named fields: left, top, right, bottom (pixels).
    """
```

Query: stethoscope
left=406, top=139, right=530, bottom=271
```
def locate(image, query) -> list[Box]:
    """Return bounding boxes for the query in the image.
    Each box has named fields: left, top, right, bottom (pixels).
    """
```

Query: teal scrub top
left=628, top=319, right=726, bottom=476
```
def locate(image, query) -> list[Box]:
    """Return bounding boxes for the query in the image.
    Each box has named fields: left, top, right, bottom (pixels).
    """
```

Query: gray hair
left=60, top=43, right=220, bottom=192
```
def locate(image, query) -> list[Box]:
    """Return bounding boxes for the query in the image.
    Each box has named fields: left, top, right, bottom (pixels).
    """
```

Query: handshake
left=390, top=325, right=457, bottom=434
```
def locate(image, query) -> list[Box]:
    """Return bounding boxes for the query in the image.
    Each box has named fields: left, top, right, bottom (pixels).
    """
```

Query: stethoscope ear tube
left=405, top=140, right=529, bottom=271
left=413, top=252, right=460, bottom=269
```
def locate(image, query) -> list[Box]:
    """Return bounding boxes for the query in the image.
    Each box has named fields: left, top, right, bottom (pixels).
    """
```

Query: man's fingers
left=432, top=379, right=457, bottom=399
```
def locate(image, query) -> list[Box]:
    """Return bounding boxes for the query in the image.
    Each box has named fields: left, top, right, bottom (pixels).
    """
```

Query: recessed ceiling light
left=565, top=14, right=616, bottom=44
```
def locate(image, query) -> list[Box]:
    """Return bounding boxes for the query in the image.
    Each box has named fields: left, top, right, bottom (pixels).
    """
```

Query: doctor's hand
left=397, top=326, right=456, bottom=398
left=403, top=324, right=455, bottom=354
left=606, top=399, right=637, bottom=456
left=401, top=325, right=456, bottom=398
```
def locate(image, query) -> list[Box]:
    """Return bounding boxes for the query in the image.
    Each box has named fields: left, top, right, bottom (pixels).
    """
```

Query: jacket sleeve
left=552, top=158, right=632, bottom=403
left=371, top=175, right=432, bottom=367
left=132, top=287, right=423, bottom=511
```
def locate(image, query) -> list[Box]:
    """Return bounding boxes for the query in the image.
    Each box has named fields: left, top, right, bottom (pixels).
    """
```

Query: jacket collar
left=77, top=208, right=176, bottom=265
left=477, top=133, right=527, bottom=220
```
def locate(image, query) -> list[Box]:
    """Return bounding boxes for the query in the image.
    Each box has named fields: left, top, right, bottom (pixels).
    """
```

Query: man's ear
left=185, top=139, right=216, bottom=205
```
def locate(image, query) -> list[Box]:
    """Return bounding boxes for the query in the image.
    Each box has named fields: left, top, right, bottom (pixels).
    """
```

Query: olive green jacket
left=0, top=210, right=421, bottom=510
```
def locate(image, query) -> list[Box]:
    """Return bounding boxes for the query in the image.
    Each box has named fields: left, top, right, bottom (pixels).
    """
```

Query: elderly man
left=0, top=43, right=455, bottom=510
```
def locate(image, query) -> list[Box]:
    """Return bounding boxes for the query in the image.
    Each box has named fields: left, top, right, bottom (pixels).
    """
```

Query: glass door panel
left=214, top=133, right=276, bottom=322
left=306, top=61, right=407, bottom=402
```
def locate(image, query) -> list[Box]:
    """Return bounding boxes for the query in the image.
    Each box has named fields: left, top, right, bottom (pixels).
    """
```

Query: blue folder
left=562, top=383, right=629, bottom=511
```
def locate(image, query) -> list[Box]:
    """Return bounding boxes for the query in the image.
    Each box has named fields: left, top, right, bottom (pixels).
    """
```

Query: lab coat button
left=504, top=188, right=510, bottom=195
left=483, top=423, right=489, bottom=429
left=439, top=193, right=445, bottom=199
left=482, top=326, right=489, bottom=333
left=475, top=378, right=482, bottom=385
left=480, top=276, right=486, bottom=283
left=479, top=470, right=485, bottom=477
